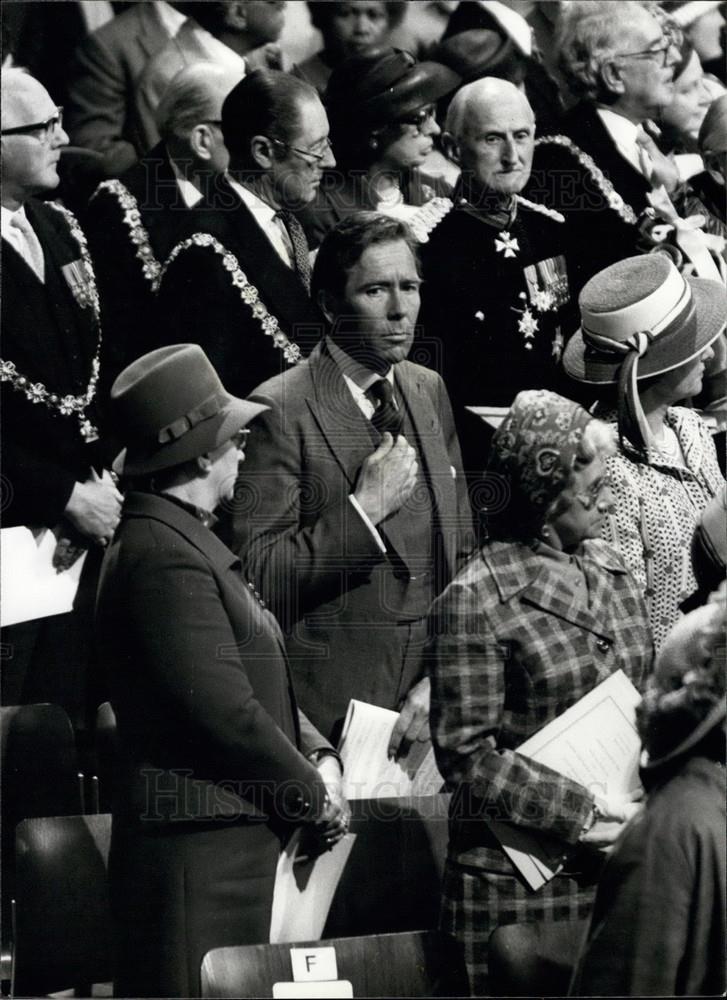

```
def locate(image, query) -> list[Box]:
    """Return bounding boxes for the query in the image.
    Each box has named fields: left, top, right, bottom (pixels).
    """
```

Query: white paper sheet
left=487, top=670, right=643, bottom=889
left=1, top=526, right=87, bottom=627
left=269, top=831, right=356, bottom=944
left=337, top=699, right=443, bottom=800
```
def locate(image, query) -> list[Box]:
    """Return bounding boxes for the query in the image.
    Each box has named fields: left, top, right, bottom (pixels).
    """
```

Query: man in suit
left=154, top=69, right=333, bottom=398
left=234, top=213, right=474, bottom=745
left=98, top=343, right=347, bottom=997
left=419, top=78, right=576, bottom=487
left=530, top=0, right=683, bottom=293
left=86, top=61, right=242, bottom=395
left=1, top=69, right=122, bottom=722
left=136, top=1, right=288, bottom=154
left=66, top=0, right=187, bottom=177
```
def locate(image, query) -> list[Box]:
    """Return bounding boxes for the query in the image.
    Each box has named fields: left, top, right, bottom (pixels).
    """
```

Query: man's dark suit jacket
left=154, top=175, right=325, bottom=398
left=1, top=199, right=105, bottom=528
left=96, top=491, right=331, bottom=996
left=67, top=1, right=174, bottom=175
left=529, top=102, right=653, bottom=294
left=234, top=340, right=474, bottom=739
left=85, top=143, right=196, bottom=395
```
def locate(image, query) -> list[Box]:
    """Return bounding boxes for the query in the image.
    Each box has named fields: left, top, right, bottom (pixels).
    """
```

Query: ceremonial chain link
left=91, top=179, right=162, bottom=285
left=0, top=202, right=103, bottom=441
left=156, top=233, right=303, bottom=366
left=534, top=135, right=639, bottom=226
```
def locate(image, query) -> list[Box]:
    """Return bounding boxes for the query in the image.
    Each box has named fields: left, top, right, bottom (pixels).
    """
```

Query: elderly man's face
left=1, top=76, right=68, bottom=205
left=270, top=94, right=335, bottom=207
left=456, top=93, right=535, bottom=195
left=610, top=7, right=679, bottom=118
left=329, top=239, right=422, bottom=369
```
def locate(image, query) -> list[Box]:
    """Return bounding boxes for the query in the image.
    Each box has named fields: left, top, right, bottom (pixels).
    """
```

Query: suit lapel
left=395, top=363, right=458, bottom=576
left=305, top=342, right=377, bottom=490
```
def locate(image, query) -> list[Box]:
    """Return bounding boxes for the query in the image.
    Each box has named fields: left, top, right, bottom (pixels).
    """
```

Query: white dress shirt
left=169, top=157, right=203, bottom=208
left=2, top=205, right=45, bottom=282
left=597, top=107, right=705, bottom=185
left=154, top=0, right=187, bottom=38
left=225, top=176, right=295, bottom=268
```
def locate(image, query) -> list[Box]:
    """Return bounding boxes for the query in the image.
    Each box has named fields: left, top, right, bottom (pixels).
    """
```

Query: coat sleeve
left=233, top=392, right=386, bottom=627
left=435, top=372, right=476, bottom=569
left=428, top=577, right=594, bottom=844
left=66, top=31, right=138, bottom=175
left=120, top=529, right=328, bottom=819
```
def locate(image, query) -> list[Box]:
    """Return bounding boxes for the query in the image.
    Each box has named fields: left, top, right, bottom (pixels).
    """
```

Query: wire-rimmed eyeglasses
left=269, top=135, right=333, bottom=164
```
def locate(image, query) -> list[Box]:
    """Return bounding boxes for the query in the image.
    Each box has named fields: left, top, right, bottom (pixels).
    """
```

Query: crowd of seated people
left=1, top=2, right=726, bottom=997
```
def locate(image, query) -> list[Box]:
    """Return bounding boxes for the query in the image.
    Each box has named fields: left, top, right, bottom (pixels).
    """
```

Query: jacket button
left=596, top=638, right=611, bottom=653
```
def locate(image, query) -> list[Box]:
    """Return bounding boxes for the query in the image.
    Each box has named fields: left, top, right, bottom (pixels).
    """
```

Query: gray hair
left=155, top=61, right=240, bottom=141
left=557, top=1, right=661, bottom=103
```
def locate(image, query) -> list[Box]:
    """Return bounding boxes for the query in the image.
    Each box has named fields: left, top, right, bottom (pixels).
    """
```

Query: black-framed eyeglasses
left=269, top=135, right=333, bottom=164
left=612, top=40, right=673, bottom=67
left=231, top=428, right=251, bottom=450
left=397, top=105, right=437, bottom=134
left=1, top=106, right=64, bottom=141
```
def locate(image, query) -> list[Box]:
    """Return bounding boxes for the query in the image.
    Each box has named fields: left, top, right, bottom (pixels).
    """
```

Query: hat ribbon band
left=582, top=294, right=697, bottom=361
left=158, top=391, right=226, bottom=444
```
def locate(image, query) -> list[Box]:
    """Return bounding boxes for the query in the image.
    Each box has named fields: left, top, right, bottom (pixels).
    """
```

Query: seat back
left=94, top=701, right=119, bottom=813
left=324, top=794, right=450, bottom=937
left=201, top=930, right=468, bottom=998
left=488, top=920, right=588, bottom=997
left=12, top=813, right=113, bottom=997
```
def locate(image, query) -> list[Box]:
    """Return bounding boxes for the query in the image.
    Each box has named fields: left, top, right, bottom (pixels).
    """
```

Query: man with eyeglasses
left=1, top=68, right=122, bottom=726
left=85, top=61, right=242, bottom=393
left=155, top=69, right=334, bottom=399
left=530, top=0, right=685, bottom=294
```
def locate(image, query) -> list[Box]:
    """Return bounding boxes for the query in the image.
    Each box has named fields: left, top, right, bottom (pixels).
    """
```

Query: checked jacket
left=428, top=536, right=653, bottom=874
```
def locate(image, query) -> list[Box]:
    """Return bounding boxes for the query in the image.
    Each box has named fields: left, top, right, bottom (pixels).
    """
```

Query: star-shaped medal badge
left=518, top=309, right=539, bottom=348
left=495, top=231, right=519, bottom=258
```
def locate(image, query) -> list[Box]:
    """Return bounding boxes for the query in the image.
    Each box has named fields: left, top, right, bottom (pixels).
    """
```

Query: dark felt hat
left=324, top=48, right=461, bottom=128
left=111, top=345, right=267, bottom=476
left=431, top=28, right=519, bottom=83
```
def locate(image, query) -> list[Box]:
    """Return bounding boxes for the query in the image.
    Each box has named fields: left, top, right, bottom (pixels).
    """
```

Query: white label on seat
left=273, top=980, right=353, bottom=998
left=290, top=946, right=338, bottom=982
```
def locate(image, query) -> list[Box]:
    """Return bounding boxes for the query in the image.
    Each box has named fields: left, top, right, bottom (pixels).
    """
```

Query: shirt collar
left=155, top=0, right=187, bottom=37
left=226, top=174, right=279, bottom=228
left=326, top=336, right=395, bottom=394
left=1, top=204, right=29, bottom=241
left=454, top=179, right=517, bottom=230
left=169, top=156, right=203, bottom=208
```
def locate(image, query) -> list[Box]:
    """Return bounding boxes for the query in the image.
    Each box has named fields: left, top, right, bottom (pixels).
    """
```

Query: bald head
left=1, top=69, right=49, bottom=129
left=444, top=77, right=535, bottom=196
left=156, top=61, right=243, bottom=139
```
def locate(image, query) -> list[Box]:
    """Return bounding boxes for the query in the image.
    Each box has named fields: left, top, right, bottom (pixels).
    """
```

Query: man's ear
left=249, top=134, right=275, bottom=170
left=318, top=289, right=337, bottom=325
left=441, top=131, right=461, bottom=166
left=600, top=60, right=626, bottom=97
left=189, top=123, right=214, bottom=161
left=196, top=453, right=214, bottom=475
left=226, top=1, right=248, bottom=31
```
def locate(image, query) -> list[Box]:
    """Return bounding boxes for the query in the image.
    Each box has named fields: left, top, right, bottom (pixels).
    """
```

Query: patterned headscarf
left=488, top=389, right=593, bottom=517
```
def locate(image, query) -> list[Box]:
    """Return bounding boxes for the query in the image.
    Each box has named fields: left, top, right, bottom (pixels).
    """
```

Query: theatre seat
left=488, top=919, right=588, bottom=997
left=201, top=930, right=468, bottom=998
left=12, top=813, right=112, bottom=997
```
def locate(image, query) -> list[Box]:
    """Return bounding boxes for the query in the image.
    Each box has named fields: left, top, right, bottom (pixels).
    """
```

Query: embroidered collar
left=156, top=233, right=303, bottom=366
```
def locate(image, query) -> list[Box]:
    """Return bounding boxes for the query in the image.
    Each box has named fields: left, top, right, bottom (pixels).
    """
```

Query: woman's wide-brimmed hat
left=563, top=255, right=726, bottom=454
left=324, top=48, right=461, bottom=129
left=111, top=344, right=268, bottom=477
left=638, top=583, right=726, bottom=772
left=564, top=255, right=726, bottom=385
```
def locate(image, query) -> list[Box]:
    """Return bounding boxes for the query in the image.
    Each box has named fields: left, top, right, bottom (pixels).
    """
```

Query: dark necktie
left=275, top=210, right=312, bottom=293
left=367, top=377, right=403, bottom=438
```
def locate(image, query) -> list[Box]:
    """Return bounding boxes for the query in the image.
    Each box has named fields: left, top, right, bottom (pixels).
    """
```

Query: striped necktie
left=367, top=377, right=403, bottom=438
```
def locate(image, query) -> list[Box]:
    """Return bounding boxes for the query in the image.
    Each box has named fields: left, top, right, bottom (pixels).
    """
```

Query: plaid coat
left=428, top=537, right=653, bottom=993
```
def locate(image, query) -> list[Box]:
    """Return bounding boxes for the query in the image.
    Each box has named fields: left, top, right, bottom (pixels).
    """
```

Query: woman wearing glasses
left=427, top=389, right=653, bottom=995
left=300, top=47, right=461, bottom=247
